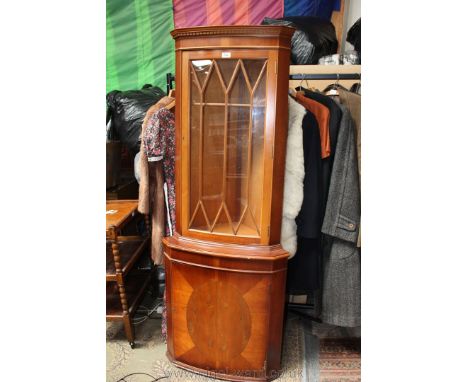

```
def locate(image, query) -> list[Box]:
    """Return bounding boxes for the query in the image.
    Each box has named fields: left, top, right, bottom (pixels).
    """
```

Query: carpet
left=319, top=338, right=361, bottom=382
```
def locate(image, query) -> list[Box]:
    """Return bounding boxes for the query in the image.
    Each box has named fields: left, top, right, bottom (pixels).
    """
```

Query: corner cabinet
left=163, top=26, right=294, bottom=382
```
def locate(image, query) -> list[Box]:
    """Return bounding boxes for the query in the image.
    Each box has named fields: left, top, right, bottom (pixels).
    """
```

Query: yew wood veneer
left=163, top=25, right=295, bottom=381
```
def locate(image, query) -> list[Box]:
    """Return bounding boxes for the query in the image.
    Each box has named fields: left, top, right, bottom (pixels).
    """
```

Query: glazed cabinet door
left=180, top=50, right=277, bottom=245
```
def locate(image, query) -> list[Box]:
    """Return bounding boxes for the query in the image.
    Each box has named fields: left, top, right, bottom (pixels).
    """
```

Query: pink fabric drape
left=173, top=0, right=284, bottom=28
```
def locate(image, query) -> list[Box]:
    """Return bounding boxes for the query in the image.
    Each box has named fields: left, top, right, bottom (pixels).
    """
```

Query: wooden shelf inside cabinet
left=106, top=268, right=153, bottom=320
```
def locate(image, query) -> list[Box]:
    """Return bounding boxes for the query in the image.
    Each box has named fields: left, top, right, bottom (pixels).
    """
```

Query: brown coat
left=138, top=96, right=175, bottom=264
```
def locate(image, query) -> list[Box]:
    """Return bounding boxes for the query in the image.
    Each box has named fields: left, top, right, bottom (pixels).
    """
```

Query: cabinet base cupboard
left=163, top=26, right=295, bottom=381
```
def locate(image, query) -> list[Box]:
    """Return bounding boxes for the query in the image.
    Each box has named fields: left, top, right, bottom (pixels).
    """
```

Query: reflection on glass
left=250, top=69, right=266, bottom=230
left=192, top=60, right=211, bottom=88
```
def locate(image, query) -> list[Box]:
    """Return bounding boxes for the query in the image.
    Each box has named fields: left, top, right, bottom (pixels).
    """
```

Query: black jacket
left=295, top=110, right=322, bottom=239
left=287, top=110, right=322, bottom=294
left=295, top=89, right=342, bottom=238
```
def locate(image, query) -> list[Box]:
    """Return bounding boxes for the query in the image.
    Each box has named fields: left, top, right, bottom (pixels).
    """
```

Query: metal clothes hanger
left=302, top=77, right=319, bottom=92
left=323, top=74, right=347, bottom=96
left=296, top=74, right=307, bottom=96
left=350, top=73, right=361, bottom=94
left=288, top=73, right=305, bottom=98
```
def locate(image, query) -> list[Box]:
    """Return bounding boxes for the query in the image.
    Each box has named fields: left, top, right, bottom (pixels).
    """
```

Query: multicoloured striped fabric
left=106, top=0, right=339, bottom=94
left=173, top=0, right=283, bottom=28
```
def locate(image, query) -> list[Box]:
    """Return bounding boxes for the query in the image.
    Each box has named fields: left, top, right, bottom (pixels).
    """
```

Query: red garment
left=295, top=92, right=331, bottom=159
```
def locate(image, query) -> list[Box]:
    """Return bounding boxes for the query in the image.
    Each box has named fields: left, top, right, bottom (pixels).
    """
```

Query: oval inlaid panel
left=186, top=279, right=252, bottom=362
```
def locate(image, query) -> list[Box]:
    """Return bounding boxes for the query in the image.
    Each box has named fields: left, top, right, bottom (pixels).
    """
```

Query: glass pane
left=217, top=59, right=237, bottom=87
left=189, top=70, right=206, bottom=230
left=211, top=205, right=233, bottom=234
left=204, top=62, right=224, bottom=103
left=250, top=67, right=266, bottom=230
left=190, top=66, right=201, bottom=104
left=224, top=106, right=249, bottom=230
left=243, top=59, right=266, bottom=88
left=228, top=63, right=250, bottom=105
left=190, top=94, right=201, bottom=216
left=201, top=105, right=224, bottom=225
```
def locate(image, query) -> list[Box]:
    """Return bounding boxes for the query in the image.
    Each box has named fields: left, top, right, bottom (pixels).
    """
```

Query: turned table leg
left=112, top=241, right=135, bottom=348
left=120, top=287, right=135, bottom=349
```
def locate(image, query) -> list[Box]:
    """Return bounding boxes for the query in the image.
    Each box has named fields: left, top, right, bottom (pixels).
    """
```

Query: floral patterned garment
left=143, top=107, right=175, bottom=342
left=143, top=107, right=176, bottom=236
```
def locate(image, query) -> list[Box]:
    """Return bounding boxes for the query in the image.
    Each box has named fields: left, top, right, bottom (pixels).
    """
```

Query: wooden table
left=106, top=200, right=152, bottom=348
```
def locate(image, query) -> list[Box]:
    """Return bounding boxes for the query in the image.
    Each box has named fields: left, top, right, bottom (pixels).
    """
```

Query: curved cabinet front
left=163, top=236, right=288, bottom=381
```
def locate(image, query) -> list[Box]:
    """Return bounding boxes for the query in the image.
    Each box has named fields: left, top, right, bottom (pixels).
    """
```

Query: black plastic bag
left=106, top=85, right=165, bottom=153
left=346, top=18, right=361, bottom=55
left=262, top=16, right=338, bottom=64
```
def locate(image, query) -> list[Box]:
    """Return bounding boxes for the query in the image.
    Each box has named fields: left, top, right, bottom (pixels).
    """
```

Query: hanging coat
left=321, top=103, right=361, bottom=327
left=296, top=88, right=343, bottom=236
left=138, top=96, right=174, bottom=265
left=339, top=89, right=361, bottom=246
left=281, top=97, right=306, bottom=257
left=287, top=110, right=322, bottom=294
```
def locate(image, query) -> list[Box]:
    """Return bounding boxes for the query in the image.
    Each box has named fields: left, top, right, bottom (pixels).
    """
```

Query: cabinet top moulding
left=171, top=25, right=295, bottom=51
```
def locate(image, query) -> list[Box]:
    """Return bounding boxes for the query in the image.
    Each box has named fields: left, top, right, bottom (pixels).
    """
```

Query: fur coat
left=281, top=97, right=306, bottom=258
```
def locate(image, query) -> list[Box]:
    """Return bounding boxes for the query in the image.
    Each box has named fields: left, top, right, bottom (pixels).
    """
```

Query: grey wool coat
left=321, top=102, right=361, bottom=327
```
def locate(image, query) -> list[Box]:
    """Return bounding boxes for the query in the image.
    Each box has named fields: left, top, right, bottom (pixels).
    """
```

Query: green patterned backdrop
left=106, top=0, right=175, bottom=93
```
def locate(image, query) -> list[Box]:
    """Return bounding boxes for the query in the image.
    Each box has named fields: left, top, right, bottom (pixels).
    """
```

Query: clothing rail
left=167, top=72, right=360, bottom=93
left=289, top=73, right=360, bottom=80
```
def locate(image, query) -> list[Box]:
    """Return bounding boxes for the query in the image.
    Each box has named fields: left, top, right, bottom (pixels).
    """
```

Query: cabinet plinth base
left=163, top=234, right=289, bottom=382
left=167, top=351, right=279, bottom=382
